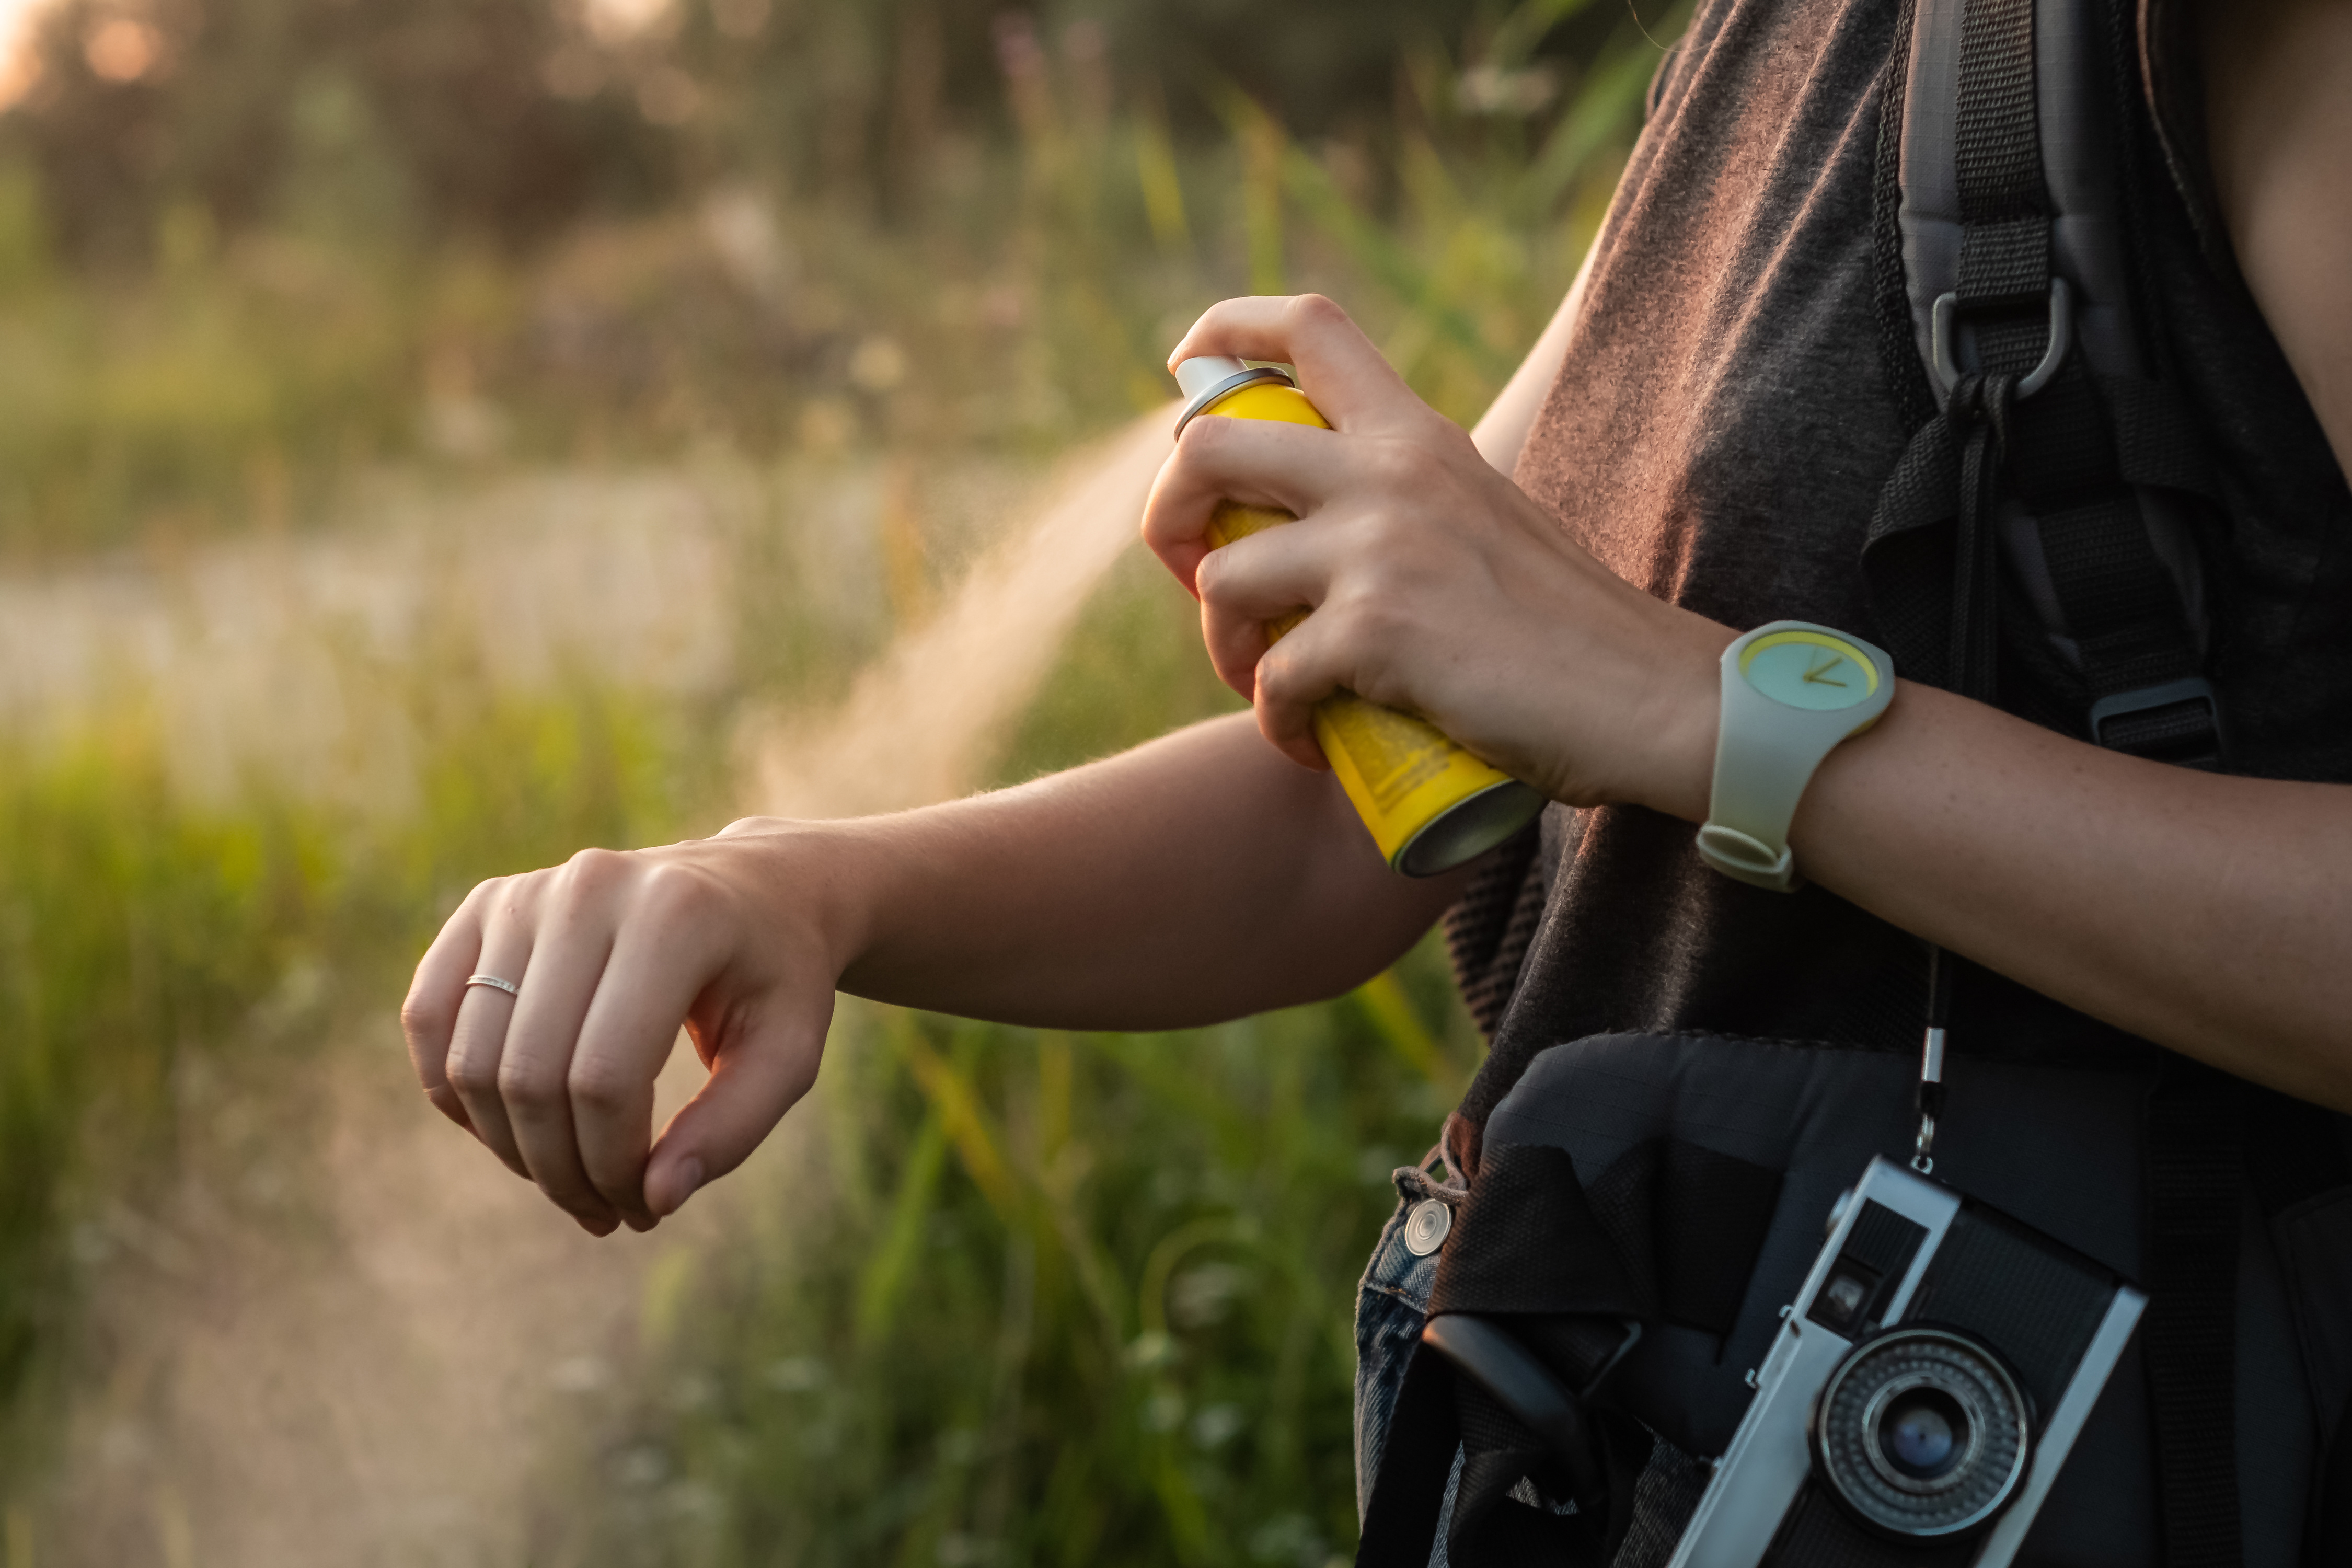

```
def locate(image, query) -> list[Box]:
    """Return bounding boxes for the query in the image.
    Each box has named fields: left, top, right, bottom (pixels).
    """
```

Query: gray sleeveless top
left=1450, top=0, right=2351, bottom=1139
left=1429, top=0, right=2352, bottom=1556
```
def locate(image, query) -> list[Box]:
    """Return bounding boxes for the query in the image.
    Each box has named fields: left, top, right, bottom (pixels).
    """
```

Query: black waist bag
left=1355, top=1031, right=2352, bottom=1567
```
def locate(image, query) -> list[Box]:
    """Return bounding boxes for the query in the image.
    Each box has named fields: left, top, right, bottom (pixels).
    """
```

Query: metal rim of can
left=1390, top=777, right=1549, bottom=879
left=1172, top=363, right=1297, bottom=440
left=1403, top=1197, right=1452, bottom=1257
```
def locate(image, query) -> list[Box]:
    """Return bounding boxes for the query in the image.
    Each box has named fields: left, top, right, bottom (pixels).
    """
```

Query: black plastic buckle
left=2088, top=676, right=2223, bottom=759
left=1931, top=279, right=2073, bottom=401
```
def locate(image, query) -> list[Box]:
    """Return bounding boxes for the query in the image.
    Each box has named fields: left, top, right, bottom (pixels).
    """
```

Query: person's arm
left=402, top=265, right=1590, bottom=1236
left=403, top=713, right=1461, bottom=1235
left=1150, top=9, right=2352, bottom=1122
left=2199, top=0, right=2352, bottom=477
left=1784, top=0, right=2352, bottom=1101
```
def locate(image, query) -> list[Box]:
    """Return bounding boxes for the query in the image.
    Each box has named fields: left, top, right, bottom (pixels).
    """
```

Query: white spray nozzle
left=1171, top=355, right=1251, bottom=401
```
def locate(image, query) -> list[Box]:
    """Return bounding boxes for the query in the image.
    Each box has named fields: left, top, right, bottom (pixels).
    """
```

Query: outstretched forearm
left=793, top=713, right=1462, bottom=1029
left=404, top=713, right=1460, bottom=1231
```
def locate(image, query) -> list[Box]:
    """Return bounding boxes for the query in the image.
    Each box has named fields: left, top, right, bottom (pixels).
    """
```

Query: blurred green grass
left=0, top=0, right=1664, bottom=560
left=0, top=0, right=1677, bottom=1557
left=0, top=685, right=704, bottom=1483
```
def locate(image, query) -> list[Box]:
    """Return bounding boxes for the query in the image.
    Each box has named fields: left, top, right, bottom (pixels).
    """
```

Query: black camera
left=1667, top=1157, right=2146, bottom=1566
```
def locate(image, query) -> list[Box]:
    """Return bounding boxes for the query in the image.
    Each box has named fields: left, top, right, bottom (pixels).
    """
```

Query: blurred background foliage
left=0, top=0, right=1670, bottom=559
left=0, top=0, right=1681, bottom=1560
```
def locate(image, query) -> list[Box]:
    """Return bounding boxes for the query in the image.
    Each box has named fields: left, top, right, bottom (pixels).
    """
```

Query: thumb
left=643, top=998, right=831, bottom=1217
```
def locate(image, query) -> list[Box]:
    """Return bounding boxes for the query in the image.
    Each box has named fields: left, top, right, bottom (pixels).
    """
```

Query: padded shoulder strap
left=1900, top=0, right=2146, bottom=389
left=1870, top=0, right=2226, bottom=765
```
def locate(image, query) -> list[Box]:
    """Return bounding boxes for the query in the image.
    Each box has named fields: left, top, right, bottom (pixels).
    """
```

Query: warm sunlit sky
left=0, top=0, right=679, bottom=108
left=0, top=0, right=47, bottom=106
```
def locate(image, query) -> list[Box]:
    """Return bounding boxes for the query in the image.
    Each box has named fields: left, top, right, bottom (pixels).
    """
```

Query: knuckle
left=1177, top=411, right=1233, bottom=464
left=1288, top=292, right=1345, bottom=329
left=1193, top=548, right=1230, bottom=601
left=1355, top=509, right=1411, bottom=558
left=1211, top=617, right=1266, bottom=667
left=497, top=1056, right=562, bottom=1112
left=562, top=845, right=629, bottom=890
left=1255, top=646, right=1305, bottom=704
left=488, top=869, right=550, bottom=920
left=400, top=991, right=449, bottom=1040
left=467, top=874, right=523, bottom=924
left=1373, top=439, right=1437, bottom=490
left=567, top=1058, right=639, bottom=1116
left=637, top=861, right=719, bottom=926
left=446, top=1049, right=499, bottom=1100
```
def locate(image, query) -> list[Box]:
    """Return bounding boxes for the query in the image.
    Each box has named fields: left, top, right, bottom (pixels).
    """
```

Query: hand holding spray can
left=1171, top=355, right=1546, bottom=876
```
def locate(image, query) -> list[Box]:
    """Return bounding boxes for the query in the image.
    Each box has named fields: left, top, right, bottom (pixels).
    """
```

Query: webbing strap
left=1953, top=0, right=2049, bottom=306
left=2021, top=372, right=2219, bottom=763
left=1872, top=0, right=1937, bottom=432
left=1948, top=372, right=2012, bottom=702
left=2146, top=1058, right=2246, bottom=1567
left=2316, top=1394, right=2352, bottom=1565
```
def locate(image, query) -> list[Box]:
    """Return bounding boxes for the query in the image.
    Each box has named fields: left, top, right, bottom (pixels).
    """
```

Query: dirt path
left=17, top=414, right=1170, bottom=1566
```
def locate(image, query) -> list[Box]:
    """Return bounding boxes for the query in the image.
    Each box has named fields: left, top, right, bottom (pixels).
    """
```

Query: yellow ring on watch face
left=1738, top=629, right=1881, bottom=712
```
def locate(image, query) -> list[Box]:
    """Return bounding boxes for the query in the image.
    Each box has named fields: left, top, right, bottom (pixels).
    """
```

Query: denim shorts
left=1354, top=1165, right=1462, bottom=1561
left=1352, top=1166, right=1710, bottom=1568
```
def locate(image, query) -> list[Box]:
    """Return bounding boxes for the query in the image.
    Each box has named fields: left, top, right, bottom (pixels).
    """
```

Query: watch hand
left=1801, top=653, right=1850, bottom=687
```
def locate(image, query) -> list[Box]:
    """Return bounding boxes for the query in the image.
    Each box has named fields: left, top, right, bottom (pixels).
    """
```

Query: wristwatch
left=1698, top=621, right=1897, bottom=892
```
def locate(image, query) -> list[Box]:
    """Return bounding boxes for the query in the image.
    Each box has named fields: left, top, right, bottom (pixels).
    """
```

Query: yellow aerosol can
left=1172, top=355, right=1547, bottom=876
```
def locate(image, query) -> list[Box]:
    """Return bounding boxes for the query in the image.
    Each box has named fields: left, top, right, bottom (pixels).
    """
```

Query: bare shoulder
left=2196, top=0, right=2352, bottom=472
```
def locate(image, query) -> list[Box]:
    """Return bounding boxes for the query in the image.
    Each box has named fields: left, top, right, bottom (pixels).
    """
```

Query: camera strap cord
left=1913, top=949, right=1951, bottom=1175
left=1910, top=360, right=2013, bottom=1180
left=1869, top=0, right=2253, bottom=1560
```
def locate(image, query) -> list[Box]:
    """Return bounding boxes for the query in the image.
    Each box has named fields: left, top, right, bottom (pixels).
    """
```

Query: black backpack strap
left=2145, top=1057, right=2247, bottom=1565
left=2240, top=1093, right=2352, bottom=1560
left=1864, top=0, right=2226, bottom=766
left=1872, top=1, right=2249, bottom=1561
left=1355, top=1141, right=1782, bottom=1568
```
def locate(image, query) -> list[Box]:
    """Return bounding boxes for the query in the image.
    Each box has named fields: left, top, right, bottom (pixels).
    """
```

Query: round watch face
left=1739, top=629, right=1882, bottom=711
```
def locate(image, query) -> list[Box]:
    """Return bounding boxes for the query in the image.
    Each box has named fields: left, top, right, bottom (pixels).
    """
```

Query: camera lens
left=1811, top=1328, right=2028, bottom=1538
left=1880, top=1388, right=1967, bottom=1479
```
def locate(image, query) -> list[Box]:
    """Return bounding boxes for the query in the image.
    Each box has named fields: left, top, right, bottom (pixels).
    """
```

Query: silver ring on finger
left=465, top=973, right=521, bottom=997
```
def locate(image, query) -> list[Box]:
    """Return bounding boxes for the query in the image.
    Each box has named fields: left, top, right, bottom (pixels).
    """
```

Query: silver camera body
left=1668, top=1157, right=2146, bottom=1566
